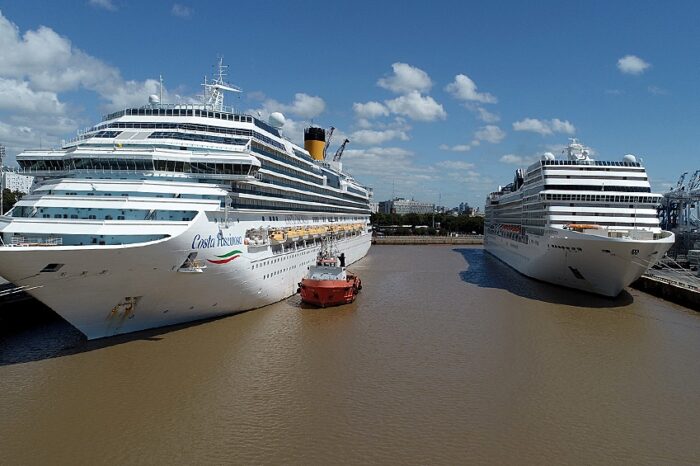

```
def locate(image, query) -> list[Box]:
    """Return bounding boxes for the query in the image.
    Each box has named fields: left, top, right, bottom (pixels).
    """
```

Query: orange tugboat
left=298, top=241, right=362, bottom=307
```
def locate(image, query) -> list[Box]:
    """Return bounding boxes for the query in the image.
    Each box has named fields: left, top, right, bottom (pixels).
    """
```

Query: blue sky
left=1, top=0, right=699, bottom=208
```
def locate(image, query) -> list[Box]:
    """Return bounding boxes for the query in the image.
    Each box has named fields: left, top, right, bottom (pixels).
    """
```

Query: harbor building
left=2, top=171, right=34, bottom=193
left=379, top=198, right=435, bottom=215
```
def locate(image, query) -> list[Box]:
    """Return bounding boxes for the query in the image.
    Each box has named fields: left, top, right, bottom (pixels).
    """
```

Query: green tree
left=1, top=189, right=23, bottom=214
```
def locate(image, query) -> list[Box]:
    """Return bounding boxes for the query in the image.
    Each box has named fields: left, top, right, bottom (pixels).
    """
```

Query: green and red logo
left=207, top=249, right=242, bottom=264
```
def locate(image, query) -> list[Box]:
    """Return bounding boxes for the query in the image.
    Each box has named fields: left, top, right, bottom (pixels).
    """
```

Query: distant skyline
left=1, top=0, right=699, bottom=207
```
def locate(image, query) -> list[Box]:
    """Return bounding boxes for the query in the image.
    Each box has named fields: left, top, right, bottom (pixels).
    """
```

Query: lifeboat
left=269, top=230, right=287, bottom=244
left=566, top=224, right=602, bottom=231
left=298, top=243, right=362, bottom=308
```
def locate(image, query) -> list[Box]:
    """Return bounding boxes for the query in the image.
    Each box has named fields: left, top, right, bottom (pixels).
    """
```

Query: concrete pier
left=631, top=273, right=700, bottom=311
left=372, top=235, right=483, bottom=245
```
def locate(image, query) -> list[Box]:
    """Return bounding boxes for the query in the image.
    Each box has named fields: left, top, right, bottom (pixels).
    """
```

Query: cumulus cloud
left=440, top=125, right=505, bottom=153
left=439, top=143, right=472, bottom=152
left=512, top=118, right=575, bottom=136
left=353, top=101, right=389, bottom=119
left=385, top=91, right=446, bottom=121
left=500, top=154, right=539, bottom=166
left=0, top=11, right=205, bottom=161
left=377, top=63, right=432, bottom=94
left=350, top=129, right=409, bottom=146
left=474, top=125, right=505, bottom=144
left=171, top=4, right=193, bottom=18
left=342, top=147, right=435, bottom=189
left=436, top=160, right=475, bottom=170
left=88, top=0, right=117, bottom=11
left=0, top=78, right=66, bottom=114
left=475, top=106, right=499, bottom=123
left=0, top=11, right=183, bottom=112
left=263, top=92, right=325, bottom=119
left=617, top=55, right=651, bottom=75
left=445, top=74, right=497, bottom=104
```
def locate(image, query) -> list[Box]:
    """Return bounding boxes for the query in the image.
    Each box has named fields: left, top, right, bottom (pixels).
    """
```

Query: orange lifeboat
left=566, top=224, right=601, bottom=231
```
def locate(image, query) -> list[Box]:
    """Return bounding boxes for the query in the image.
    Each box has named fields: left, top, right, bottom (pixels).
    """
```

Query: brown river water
left=1, top=245, right=700, bottom=465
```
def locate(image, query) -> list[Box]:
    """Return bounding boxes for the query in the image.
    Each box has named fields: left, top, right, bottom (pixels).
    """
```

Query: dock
left=632, top=270, right=700, bottom=311
left=372, top=235, right=483, bottom=245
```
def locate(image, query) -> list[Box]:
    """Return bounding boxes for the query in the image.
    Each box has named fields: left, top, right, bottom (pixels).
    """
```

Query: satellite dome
left=148, top=94, right=160, bottom=104
left=269, top=112, right=286, bottom=129
left=623, top=154, right=637, bottom=163
left=541, top=152, right=555, bottom=161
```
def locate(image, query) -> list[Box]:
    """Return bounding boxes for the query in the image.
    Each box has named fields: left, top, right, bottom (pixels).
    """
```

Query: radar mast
left=201, top=57, right=241, bottom=111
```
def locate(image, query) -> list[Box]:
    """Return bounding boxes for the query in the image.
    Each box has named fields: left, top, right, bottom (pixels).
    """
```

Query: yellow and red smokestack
left=304, top=127, right=325, bottom=161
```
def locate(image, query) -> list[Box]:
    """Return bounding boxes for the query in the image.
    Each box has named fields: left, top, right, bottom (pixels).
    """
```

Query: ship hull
left=0, top=218, right=371, bottom=339
left=484, top=229, right=674, bottom=297
left=299, top=275, right=361, bottom=307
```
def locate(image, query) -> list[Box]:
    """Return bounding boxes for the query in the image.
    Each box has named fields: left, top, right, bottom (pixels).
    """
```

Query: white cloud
left=264, top=92, right=325, bottom=119
left=0, top=11, right=209, bottom=161
left=440, top=125, right=504, bottom=153
left=445, top=74, right=497, bottom=104
left=512, top=118, right=575, bottom=136
left=0, top=11, right=182, bottom=112
left=342, top=146, right=429, bottom=184
left=436, top=160, right=475, bottom=170
left=377, top=63, right=432, bottom=94
left=440, top=143, right=472, bottom=152
left=500, top=154, right=539, bottom=166
left=648, top=85, right=668, bottom=96
left=355, top=118, right=373, bottom=129
left=0, top=78, right=65, bottom=114
left=350, top=129, right=409, bottom=146
left=88, top=0, right=117, bottom=11
left=279, top=118, right=305, bottom=145
left=353, top=101, right=389, bottom=119
left=475, top=106, right=500, bottom=123
left=171, top=4, right=193, bottom=18
left=474, top=125, right=505, bottom=144
left=385, top=91, right=446, bottom=121
left=617, top=55, right=651, bottom=75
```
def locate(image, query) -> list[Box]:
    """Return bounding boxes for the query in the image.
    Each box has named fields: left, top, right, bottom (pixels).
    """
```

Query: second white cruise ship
left=0, top=61, right=372, bottom=339
left=485, top=139, right=674, bottom=296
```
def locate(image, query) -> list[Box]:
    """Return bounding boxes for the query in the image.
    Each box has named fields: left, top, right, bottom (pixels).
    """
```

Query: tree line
left=1, top=189, right=24, bottom=214
left=370, top=212, right=484, bottom=235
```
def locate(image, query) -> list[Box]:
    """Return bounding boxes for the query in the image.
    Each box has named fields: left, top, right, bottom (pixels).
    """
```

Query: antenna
left=201, top=57, right=241, bottom=111
left=159, top=74, right=164, bottom=104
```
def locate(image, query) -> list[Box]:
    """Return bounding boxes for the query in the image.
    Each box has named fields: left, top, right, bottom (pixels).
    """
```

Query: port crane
left=323, top=126, right=335, bottom=160
left=333, top=138, right=350, bottom=162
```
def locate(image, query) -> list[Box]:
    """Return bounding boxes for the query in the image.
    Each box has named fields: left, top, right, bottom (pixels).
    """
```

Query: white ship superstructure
left=0, top=61, right=372, bottom=339
left=485, top=140, right=674, bottom=296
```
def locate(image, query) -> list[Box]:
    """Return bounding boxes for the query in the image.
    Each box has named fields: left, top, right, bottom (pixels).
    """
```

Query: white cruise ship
left=484, top=139, right=674, bottom=296
left=0, top=62, right=372, bottom=339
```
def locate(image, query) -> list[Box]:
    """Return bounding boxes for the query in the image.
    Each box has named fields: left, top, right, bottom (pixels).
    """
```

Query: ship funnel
left=304, top=126, right=326, bottom=161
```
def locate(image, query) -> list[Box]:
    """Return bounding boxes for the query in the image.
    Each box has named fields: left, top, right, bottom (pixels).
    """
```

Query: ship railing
left=10, top=235, right=63, bottom=247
